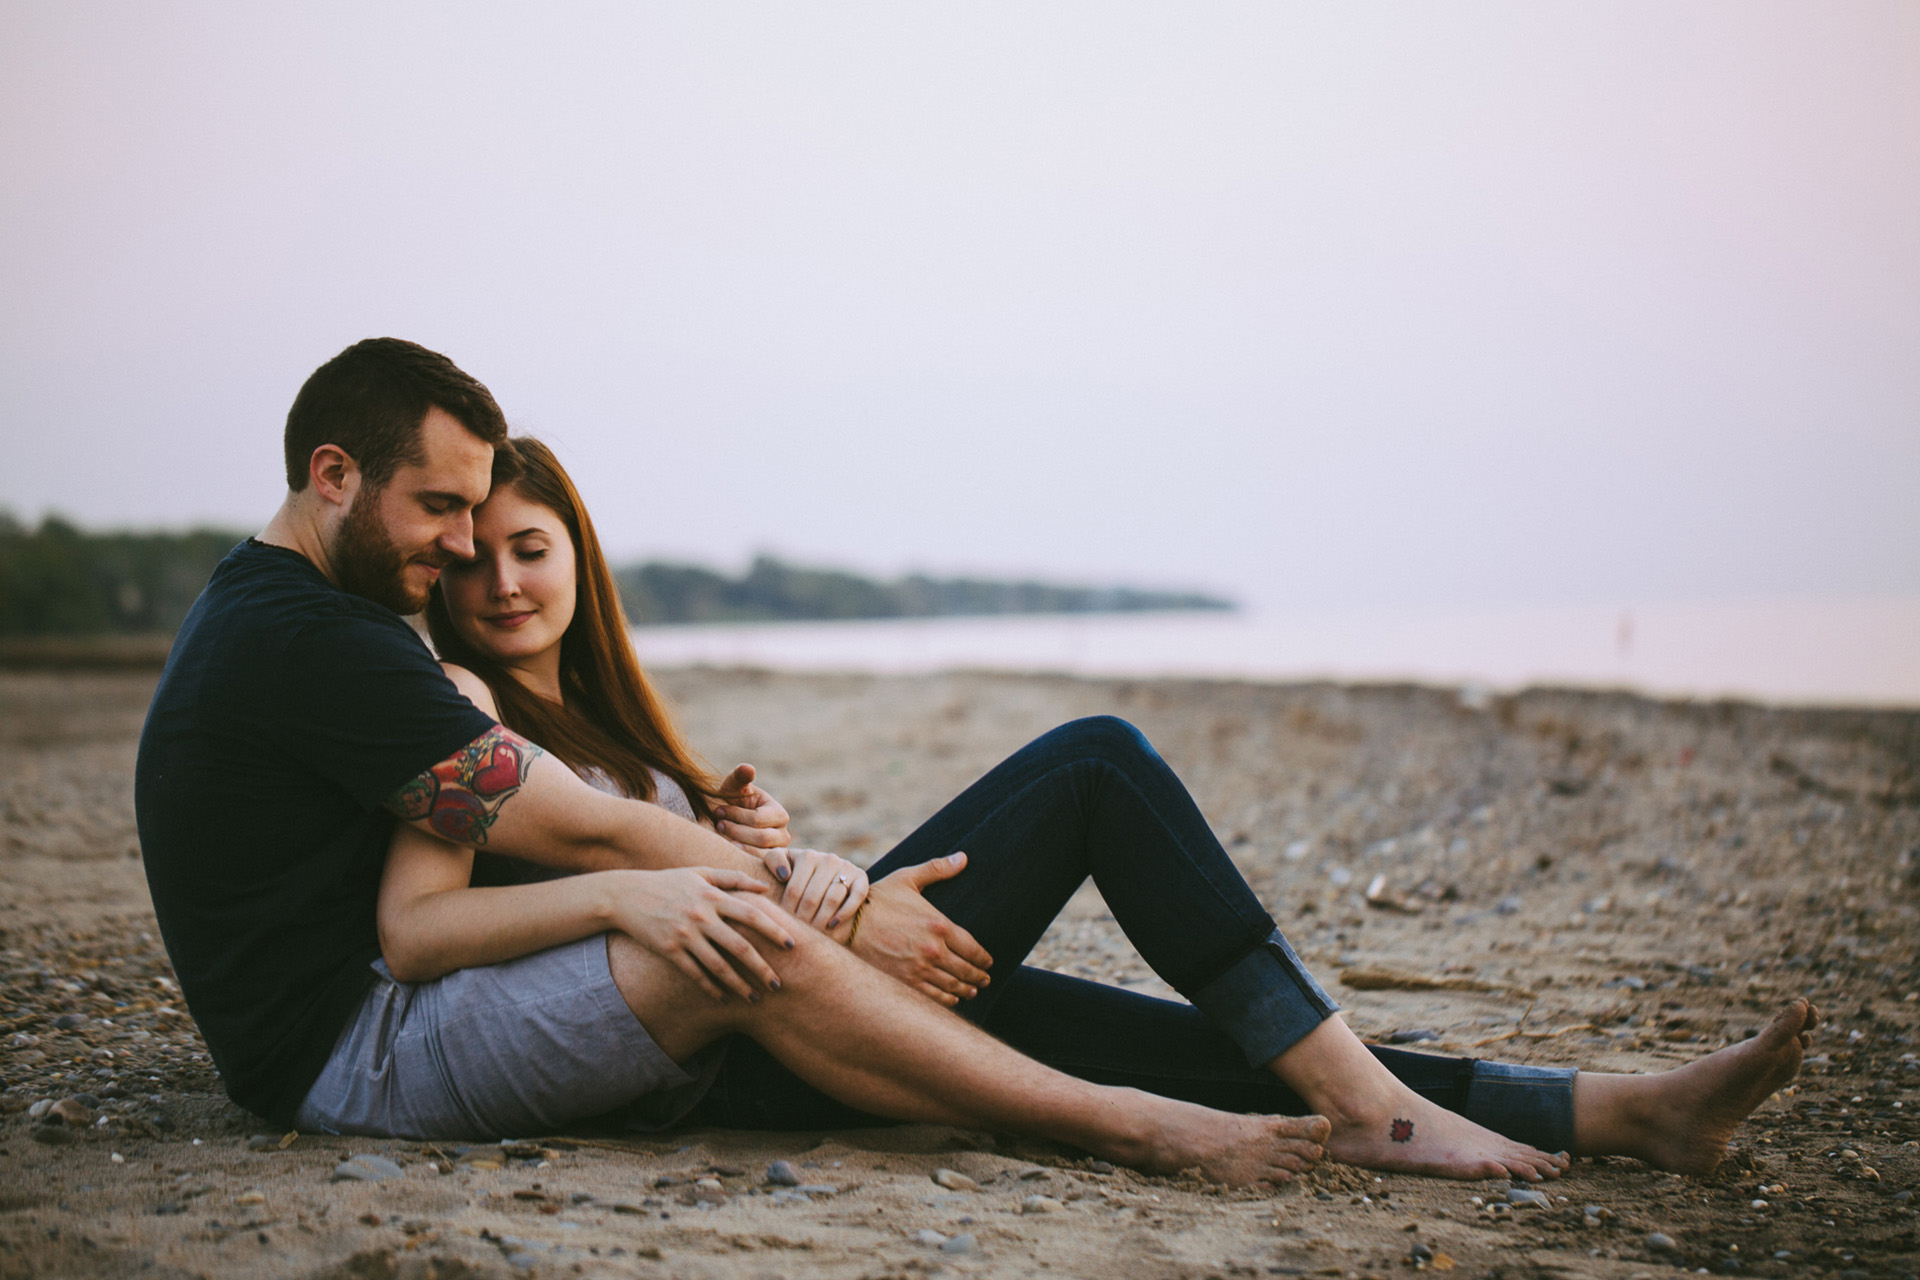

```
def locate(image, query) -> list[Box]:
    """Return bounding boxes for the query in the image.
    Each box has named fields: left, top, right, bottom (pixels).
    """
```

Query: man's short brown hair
left=284, top=338, right=509, bottom=491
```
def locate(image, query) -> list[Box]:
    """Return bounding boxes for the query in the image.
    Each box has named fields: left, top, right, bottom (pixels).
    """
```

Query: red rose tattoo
left=1389, top=1118, right=1414, bottom=1143
left=386, top=726, right=543, bottom=846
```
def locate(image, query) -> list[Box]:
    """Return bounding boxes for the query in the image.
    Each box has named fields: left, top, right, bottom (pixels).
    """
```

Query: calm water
left=634, top=595, right=1920, bottom=709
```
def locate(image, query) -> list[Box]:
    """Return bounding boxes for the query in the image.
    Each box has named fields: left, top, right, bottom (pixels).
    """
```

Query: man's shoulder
left=195, top=541, right=419, bottom=650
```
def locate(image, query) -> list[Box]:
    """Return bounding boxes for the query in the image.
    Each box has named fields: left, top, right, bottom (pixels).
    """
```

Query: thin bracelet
left=845, top=899, right=870, bottom=947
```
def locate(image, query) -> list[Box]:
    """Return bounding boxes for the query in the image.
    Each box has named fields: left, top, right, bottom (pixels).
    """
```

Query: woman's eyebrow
left=506, top=527, right=549, bottom=541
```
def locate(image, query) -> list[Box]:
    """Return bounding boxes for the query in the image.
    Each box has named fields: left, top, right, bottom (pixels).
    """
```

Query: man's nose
left=440, top=512, right=475, bottom=562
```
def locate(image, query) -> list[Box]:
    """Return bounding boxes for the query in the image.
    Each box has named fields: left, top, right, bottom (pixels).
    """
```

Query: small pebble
left=52, top=1014, right=88, bottom=1030
left=932, top=1168, right=979, bottom=1192
left=50, top=1098, right=95, bottom=1126
left=1087, top=1160, right=1115, bottom=1174
left=914, top=1229, right=947, bottom=1246
left=1409, top=1242, right=1434, bottom=1262
left=26, top=1099, right=54, bottom=1121
left=1891, top=1189, right=1912, bottom=1204
left=1389, top=1028, right=1441, bottom=1044
left=1647, top=1231, right=1679, bottom=1254
left=332, top=1154, right=403, bottom=1183
left=1021, top=1194, right=1062, bottom=1214
left=941, top=1233, right=978, bottom=1255
left=236, top=1191, right=264, bottom=1206
left=765, top=1160, right=802, bottom=1186
left=7, top=1033, right=39, bottom=1049
left=1507, top=1188, right=1549, bottom=1209
left=31, top=1124, right=74, bottom=1145
left=110, top=1152, right=124, bottom=1164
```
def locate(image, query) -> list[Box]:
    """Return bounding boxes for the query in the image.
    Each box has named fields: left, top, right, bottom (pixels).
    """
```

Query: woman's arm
left=378, top=808, right=798, bottom=1000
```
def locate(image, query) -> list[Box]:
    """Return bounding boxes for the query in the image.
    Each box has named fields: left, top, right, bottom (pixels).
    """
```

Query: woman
left=377, top=437, right=1817, bottom=1182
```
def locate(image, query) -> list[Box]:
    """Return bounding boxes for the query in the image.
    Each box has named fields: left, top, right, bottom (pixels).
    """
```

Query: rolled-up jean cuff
left=1464, top=1061, right=1577, bottom=1153
left=1187, top=927, right=1341, bottom=1068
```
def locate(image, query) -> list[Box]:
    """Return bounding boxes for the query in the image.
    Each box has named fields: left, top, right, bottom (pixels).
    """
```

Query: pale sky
left=3, top=2, right=1916, bottom=613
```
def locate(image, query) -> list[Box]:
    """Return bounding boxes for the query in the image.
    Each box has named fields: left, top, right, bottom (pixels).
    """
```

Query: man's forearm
left=386, top=726, right=777, bottom=888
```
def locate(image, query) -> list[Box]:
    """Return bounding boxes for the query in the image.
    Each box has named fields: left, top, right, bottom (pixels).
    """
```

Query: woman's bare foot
left=1269, top=1015, right=1569, bottom=1181
left=1107, top=1090, right=1331, bottom=1185
left=1573, top=999, right=1820, bottom=1175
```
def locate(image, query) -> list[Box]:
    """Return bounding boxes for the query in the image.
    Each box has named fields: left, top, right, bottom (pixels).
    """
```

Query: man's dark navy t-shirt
left=135, top=540, right=496, bottom=1123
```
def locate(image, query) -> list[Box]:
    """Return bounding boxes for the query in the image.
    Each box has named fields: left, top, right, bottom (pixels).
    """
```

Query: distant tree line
left=0, top=515, right=1232, bottom=636
left=615, top=555, right=1232, bottom=624
left=0, top=515, right=250, bottom=636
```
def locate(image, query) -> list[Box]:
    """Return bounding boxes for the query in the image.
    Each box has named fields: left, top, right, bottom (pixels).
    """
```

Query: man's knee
left=1052, top=715, right=1158, bottom=768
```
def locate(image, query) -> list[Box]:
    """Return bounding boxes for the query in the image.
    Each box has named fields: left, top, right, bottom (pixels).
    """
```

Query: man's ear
left=308, top=445, right=360, bottom=507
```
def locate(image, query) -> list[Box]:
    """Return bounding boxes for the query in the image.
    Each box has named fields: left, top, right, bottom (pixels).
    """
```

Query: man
left=134, top=338, right=1329, bottom=1182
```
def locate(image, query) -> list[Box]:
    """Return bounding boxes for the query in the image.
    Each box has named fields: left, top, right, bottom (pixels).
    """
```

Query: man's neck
left=258, top=497, right=342, bottom=589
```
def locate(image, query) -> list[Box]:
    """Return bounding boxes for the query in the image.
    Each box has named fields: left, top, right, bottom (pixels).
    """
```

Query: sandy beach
left=1, top=667, right=1915, bottom=1279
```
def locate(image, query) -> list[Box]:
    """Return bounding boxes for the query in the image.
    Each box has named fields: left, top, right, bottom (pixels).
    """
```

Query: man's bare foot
left=1574, top=999, right=1820, bottom=1175
left=1269, top=1014, right=1568, bottom=1181
left=1320, top=1080, right=1569, bottom=1181
left=1108, top=1091, right=1331, bottom=1186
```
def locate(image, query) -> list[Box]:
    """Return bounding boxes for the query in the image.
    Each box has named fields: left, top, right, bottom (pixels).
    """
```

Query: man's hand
left=850, top=853, right=994, bottom=1006
left=712, top=763, right=794, bottom=867
left=603, top=866, right=795, bottom=1003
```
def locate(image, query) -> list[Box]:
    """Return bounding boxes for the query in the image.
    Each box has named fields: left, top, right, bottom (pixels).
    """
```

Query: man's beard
left=331, top=490, right=442, bottom=615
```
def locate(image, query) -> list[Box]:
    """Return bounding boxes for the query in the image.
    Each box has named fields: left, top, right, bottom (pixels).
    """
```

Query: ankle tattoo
left=1389, top=1118, right=1414, bottom=1143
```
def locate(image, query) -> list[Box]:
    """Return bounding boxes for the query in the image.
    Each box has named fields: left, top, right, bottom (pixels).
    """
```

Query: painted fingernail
left=749, top=992, right=760, bottom=1004
left=784, top=938, right=795, bottom=950
left=770, top=977, right=782, bottom=990
left=774, top=866, right=790, bottom=882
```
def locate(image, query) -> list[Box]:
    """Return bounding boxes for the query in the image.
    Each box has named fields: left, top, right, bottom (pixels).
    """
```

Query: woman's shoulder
left=438, top=662, right=502, bottom=720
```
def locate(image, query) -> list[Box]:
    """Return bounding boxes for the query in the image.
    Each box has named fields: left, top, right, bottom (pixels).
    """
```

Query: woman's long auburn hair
left=424, top=437, right=718, bottom=822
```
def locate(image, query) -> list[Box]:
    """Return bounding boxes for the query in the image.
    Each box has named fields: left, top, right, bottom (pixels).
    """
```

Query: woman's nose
left=490, top=563, right=518, bottom=599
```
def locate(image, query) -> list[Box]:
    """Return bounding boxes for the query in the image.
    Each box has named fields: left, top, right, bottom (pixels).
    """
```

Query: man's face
left=331, top=407, right=495, bottom=614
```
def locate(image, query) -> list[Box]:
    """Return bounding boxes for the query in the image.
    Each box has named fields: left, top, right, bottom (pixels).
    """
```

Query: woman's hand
left=850, top=853, right=994, bottom=1006
left=604, top=866, right=796, bottom=1003
left=712, top=763, right=794, bottom=865
left=777, top=847, right=870, bottom=933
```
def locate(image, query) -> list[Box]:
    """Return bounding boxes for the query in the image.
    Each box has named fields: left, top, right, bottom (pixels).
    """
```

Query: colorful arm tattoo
left=384, top=725, right=543, bottom=846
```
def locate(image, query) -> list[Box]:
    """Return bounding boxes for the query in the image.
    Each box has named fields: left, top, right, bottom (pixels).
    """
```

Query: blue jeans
left=697, top=716, right=1575, bottom=1152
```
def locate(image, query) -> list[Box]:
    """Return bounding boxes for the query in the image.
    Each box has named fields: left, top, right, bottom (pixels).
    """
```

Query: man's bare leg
left=608, top=923, right=1331, bottom=1186
left=1266, top=1015, right=1570, bottom=1181
left=1570, top=999, right=1819, bottom=1175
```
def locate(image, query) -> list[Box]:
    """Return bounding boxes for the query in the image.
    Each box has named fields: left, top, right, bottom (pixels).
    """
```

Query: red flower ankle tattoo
left=1389, top=1118, right=1414, bottom=1143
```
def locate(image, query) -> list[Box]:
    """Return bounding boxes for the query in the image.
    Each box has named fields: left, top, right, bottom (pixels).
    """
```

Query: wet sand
left=1, top=667, right=1916, bottom=1279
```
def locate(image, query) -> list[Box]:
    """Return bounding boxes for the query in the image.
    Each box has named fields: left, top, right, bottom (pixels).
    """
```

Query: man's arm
left=382, top=724, right=777, bottom=886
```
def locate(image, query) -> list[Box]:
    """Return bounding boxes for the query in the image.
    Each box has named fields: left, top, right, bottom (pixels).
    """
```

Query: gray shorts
left=295, top=935, right=719, bottom=1140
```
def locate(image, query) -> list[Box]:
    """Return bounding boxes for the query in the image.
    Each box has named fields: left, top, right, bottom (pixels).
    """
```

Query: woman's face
left=439, top=484, right=578, bottom=671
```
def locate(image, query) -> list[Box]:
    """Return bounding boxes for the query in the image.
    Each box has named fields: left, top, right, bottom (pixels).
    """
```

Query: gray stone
left=1021, top=1194, right=1062, bottom=1214
left=914, top=1229, right=948, bottom=1246
left=52, top=1014, right=87, bottom=1030
left=332, top=1155, right=403, bottom=1182
left=1507, top=1187, right=1549, bottom=1208
left=1495, top=896, right=1523, bottom=915
left=25, top=1099, right=53, bottom=1120
left=765, top=1159, right=802, bottom=1186
left=1388, top=1028, right=1441, bottom=1044
left=506, top=1252, right=541, bottom=1271
left=1893, top=1190, right=1912, bottom=1204
left=932, top=1168, right=979, bottom=1192
left=941, top=1233, right=978, bottom=1255
left=1087, top=1160, right=1115, bottom=1174
left=1408, top=1242, right=1433, bottom=1262
left=1647, top=1231, right=1679, bottom=1254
